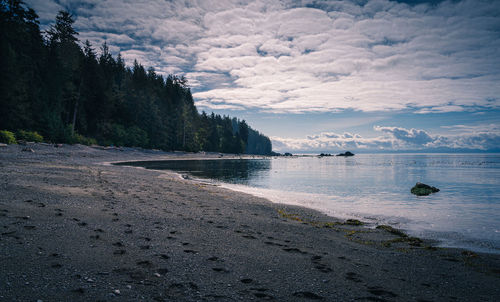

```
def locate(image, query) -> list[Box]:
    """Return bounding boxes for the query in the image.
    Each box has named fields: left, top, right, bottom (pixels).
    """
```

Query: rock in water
left=411, top=182, right=439, bottom=196
left=337, top=151, right=354, bottom=157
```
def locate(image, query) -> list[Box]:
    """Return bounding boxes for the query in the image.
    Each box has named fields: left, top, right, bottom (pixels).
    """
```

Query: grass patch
left=376, top=225, right=407, bottom=237
left=345, top=219, right=364, bottom=226
left=277, top=209, right=364, bottom=228
left=16, top=130, right=43, bottom=143
left=0, top=130, right=16, bottom=144
left=382, top=236, right=423, bottom=247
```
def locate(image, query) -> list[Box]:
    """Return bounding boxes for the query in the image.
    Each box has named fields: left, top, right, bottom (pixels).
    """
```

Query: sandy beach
left=1, top=143, right=499, bottom=301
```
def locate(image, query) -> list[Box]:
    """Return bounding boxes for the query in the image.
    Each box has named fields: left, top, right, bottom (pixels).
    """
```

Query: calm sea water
left=119, top=154, right=500, bottom=254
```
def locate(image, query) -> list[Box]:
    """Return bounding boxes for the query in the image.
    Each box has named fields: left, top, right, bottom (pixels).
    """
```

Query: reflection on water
left=116, top=154, right=500, bottom=254
left=116, top=159, right=271, bottom=183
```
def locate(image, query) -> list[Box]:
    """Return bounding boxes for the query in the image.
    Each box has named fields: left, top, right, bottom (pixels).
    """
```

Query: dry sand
left=0, top=143, right=499, bottom=301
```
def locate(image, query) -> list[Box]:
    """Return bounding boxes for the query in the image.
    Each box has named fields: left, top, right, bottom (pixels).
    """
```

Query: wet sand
left=0, top=143, right=499, bottom=301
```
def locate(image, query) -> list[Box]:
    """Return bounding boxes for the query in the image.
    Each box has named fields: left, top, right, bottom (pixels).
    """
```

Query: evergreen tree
left=0, top=2, right=273, bottom=154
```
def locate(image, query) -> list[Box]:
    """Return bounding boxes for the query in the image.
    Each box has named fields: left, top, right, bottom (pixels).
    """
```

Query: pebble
left=113, top=289, right=121, bottom=295
left=154, top=273, right=161, bottom=277
left=126, top=285, right=132, bottom=289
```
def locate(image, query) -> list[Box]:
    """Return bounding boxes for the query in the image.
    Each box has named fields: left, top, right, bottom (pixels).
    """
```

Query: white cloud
left=25, top=0, right=500, bottom=114
left=374, top=126, right=434, bottom=145
left=271, top=125, right=500, bottom=152
left=271, top=131, right=393, bottom=152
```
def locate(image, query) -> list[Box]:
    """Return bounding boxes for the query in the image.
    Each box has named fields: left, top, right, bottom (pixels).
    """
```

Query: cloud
left=441, top=123, right=500, bottom=134
left=24, top=0, right=500, bottom=114
left=272, top=131, right=393, bottom=152
left=374, top=126, right=434, bottom=145
left=271, top=124, right=500, bottom=152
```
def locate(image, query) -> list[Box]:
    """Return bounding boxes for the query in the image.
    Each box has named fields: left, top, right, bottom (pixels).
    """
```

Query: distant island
left=336, top=151, right=355, bottom=157
left=0, top=6, right=272, bottom=155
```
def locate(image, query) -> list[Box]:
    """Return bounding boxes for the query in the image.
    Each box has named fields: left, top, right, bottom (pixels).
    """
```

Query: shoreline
left=1, top=143, right=499, bottom=301
left=115, top=156, right=500, bottom=255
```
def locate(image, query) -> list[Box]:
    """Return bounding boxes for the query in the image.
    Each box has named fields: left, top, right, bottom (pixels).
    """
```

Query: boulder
left=411, top=182, right=439, bottom=196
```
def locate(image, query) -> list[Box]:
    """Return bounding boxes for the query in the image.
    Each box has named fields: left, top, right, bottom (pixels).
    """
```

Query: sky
left=25, top=0, right=500, bottom=152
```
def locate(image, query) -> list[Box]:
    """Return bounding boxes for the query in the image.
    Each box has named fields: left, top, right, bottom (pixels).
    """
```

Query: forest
left=0, top=0, right=273, bottom=155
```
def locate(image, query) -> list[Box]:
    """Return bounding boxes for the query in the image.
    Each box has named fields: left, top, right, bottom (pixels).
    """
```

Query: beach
left=1, top=144, right=499, bottom=301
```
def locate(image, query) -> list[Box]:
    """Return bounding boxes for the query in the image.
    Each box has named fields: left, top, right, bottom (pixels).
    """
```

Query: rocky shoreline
left=1, top=144, right=499, bottom=301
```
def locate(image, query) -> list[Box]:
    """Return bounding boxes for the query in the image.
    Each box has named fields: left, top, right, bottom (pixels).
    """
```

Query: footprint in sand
left=292, top=291, right=324, bottom=300
left=250, top=288, right=274, bottom=300
left=314, top=264, right=332, bottom=273
left=240, top=278, right=253, bottom=284
left=367, top=286, right=398, bottom=298
left=136, top=260, right=153, bottom=268
left=345, top=272, right=363, bottom=283
left=24, top=200, right=45, bottom=207
left=311, top=255, right=333, bottom=273
left=282, top=247, right=308, bottom=254
left=72, top=287, right=85, bottom=294
left=157, top=268, right=169, bottom=275
left=264, top=241, right=285, bottom=247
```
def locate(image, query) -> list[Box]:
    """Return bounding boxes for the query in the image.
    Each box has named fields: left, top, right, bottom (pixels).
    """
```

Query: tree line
left=0, top=0, right=273, bottom=155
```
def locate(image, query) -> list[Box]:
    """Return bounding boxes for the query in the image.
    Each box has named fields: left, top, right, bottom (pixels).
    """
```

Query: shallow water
left=119, top=154, right=500, bottom=254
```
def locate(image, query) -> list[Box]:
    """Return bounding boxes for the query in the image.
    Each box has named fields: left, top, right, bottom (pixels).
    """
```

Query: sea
left=120, top=154, right=500, bottom=254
